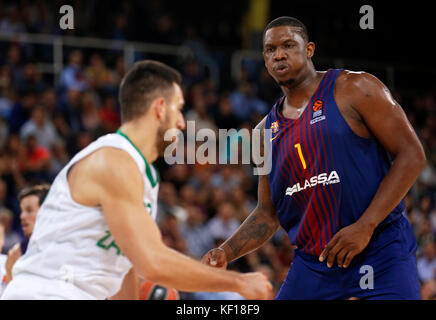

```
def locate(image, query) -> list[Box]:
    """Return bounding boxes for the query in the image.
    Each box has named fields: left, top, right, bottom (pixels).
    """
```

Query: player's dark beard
left=277, top=78, right=296, bottom=86
left=155, top=116, right=175, bottom=156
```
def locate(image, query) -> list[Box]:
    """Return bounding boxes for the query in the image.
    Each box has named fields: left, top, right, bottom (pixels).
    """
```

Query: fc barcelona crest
left=271, top=121, right=280, bottom=133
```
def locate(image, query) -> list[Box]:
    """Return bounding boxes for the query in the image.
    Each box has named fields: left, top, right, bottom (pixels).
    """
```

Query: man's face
left=20, top=195, right=40, bottom=237
left=263, top=26, right=313, bottom=86
left=156, top=83, right=186, bottom=155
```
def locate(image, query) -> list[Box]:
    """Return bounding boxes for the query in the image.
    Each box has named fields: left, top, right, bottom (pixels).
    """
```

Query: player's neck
left=118, top=121, right=158, bottom=164
left=281, top=67, right=319, bottom=106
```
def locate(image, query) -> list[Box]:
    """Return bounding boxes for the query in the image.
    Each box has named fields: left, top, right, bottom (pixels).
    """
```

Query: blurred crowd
left=0, top=1, right=435, bottom=300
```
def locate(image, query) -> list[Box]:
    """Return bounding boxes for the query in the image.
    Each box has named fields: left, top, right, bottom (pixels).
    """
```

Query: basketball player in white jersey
left=1, top=60, right=272, bottom=300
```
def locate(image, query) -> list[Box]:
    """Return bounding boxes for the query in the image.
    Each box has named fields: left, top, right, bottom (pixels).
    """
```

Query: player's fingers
left=209, top=251, right=221, bottom=266
left=342, top=250, right=356, bottom=268
left=335, top=248, right=348, bottom=268
left=319, top=235, right=340, bottom=262
left=211, top=248, right=227, bottom=267
left=326, top=240, right=343, bottom=268
left=200, top=252, right=212, bottom=265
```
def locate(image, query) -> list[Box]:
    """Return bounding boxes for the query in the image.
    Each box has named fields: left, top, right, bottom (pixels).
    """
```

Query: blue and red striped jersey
left=265, top=69, right=405, bottom=256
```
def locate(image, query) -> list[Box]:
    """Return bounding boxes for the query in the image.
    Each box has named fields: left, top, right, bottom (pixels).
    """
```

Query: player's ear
left=152, top=97, right=166, bottom=121
left=306, top=42, right=315, bottom=59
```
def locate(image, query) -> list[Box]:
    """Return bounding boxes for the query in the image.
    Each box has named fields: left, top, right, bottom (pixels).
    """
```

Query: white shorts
left=1, top=274, right=96, bottom=300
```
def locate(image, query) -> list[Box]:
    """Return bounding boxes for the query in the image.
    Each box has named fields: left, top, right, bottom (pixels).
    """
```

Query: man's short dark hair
left=18, top=184, right=50, bottom=206
left=263, top=16, right=309, bottom=43
left=118, top=60, right=182, bottom=122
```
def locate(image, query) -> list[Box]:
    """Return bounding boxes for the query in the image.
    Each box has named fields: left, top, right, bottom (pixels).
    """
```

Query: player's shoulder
left=78, top=147, right=142, bottom=183
left=336, top=69, right=387, bottom=94
left=95, top=146, right=138, bottom=167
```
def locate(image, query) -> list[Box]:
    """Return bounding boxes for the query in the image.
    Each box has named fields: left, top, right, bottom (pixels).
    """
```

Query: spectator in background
left=58, top=89, right=82, bottom=134
left=0, top=223, right=7, bottom=296
left=20, top=105, right=59, bottom=150
left=0, top=67, right=15, bottom=120
left=166, top=164, right=190, bottom=191
left=86, top=53, right=117, bottom=92
left=72, top=131, right=92, bottom=155
left=159, top=213, right=187, bottom=254
left=40, top=88, right=57, bottom=116
left=59, top=50, right=88, bottom=92
left=207, top=187, right=226, bottom=218
left=152, top=14, right=179, bottom=45
left=210, top=166, right=242, bottom=195
left=7, top=90, right=38, bottom=134
left=52, top=110, right=72, bottom=144
left=49, top=140, right=69, bottom=179
left=417, top=240, right=436, bottom=283
left=416, top=219, right=436, bottom=256
left=112, top=14, right=128, bottom=41
left=182, top=60, right=206, bottom=89
left=179, top=184, right=197, bottom=207
left=185, top=88, right=218, bottom=134
left=214, top=94, right=241, bottom=130
left=0, top=117, right=8, bottom=151
left=207, top=202, right=240, bottom=243
left=0, top=136, right=26, bottom=196
left=179, top=205, right=214, bottom=258
left=99, top=95, right=120, bottom=133
left=112, top=56, right=126, bottom=86
left=5, top=184, right=50, bottom=284
left=0, top=208, right=20, bottom=254
left=0, top=6, right=26, bottom=34
left=4, top=44, right=24, bottom=84
left=17, top=63, right=46, bottom=93
left=230, top=186, right=256, bottom=222
left=410, top=196, right=436, bottom=234
left=21, top=135, right=51, bottom=182
left=157, top=182, right=187, bottom=223
left=0, top=180, right=8, bottom=212
left=230, top=81, right=268, bottom=122
left=79, top=92, right=104, bottom=138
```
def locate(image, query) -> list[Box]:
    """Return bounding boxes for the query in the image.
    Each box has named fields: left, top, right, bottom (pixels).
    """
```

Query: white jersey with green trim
left=1, top=132, right=159, bottom=300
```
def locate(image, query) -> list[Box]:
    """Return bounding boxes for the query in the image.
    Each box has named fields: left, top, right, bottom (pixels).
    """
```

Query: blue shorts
left=276, top=216, right=421, bottom=300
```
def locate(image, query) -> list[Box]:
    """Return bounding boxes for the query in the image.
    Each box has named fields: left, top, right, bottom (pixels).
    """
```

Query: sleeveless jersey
left=8, top=130, right=159, bottom=299
left=265, top=69, right=405, bottom=256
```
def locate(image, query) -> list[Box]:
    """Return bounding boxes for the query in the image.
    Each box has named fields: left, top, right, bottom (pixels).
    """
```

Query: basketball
left=139, top=280, right=180, bottom=300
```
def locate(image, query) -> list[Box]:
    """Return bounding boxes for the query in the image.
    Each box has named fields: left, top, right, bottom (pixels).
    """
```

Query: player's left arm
left=320, top=71, right=427, bottom=268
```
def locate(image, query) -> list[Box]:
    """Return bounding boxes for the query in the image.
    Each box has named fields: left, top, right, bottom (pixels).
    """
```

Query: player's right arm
left=68, top=148, right=272, bottom=299
left=202, top=117, right=280, bottom=268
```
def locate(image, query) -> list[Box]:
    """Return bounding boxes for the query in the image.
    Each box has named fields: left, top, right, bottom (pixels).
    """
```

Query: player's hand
left=319, top=220, right=374, bottom=268
left=201, top=248, right=228, bottom=269
left=6, top=243, right=22, bottom=283
left=238, top=272, right=273, bottom=300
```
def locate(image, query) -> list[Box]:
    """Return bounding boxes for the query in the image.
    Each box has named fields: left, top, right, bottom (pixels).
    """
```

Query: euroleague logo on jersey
left=312, top=99, right=323, bottom=111
left=285, top=171, right=340, bottom=197
left=310, top=99, right=326, bottom=125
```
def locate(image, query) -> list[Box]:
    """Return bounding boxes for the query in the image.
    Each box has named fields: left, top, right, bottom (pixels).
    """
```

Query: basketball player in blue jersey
left=202, top=16, right=427, bottom=299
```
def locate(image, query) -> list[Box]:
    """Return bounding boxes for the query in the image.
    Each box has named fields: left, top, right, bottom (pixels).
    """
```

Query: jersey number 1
left=294, top=143, right=307, bottom=169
